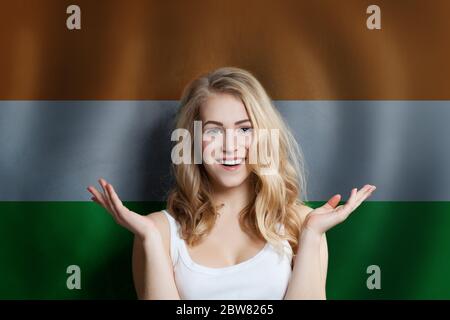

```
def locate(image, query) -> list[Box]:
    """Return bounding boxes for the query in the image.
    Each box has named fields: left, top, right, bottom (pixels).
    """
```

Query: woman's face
left=199, top=93, right=254, bottom=189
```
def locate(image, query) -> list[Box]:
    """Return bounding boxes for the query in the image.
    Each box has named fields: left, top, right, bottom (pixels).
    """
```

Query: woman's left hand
left=302, top=184, right=376, bottom=238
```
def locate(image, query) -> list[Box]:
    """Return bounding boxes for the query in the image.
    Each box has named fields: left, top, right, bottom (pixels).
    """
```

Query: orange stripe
left=0, top=0, right=449, bottom=99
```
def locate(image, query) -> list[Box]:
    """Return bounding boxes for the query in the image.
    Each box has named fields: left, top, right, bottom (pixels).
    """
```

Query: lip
left=216, top=158, right=246, bottom=171
left=219, top=162, right=243, bottom=171
left=218, top=157, right=245, bottom=161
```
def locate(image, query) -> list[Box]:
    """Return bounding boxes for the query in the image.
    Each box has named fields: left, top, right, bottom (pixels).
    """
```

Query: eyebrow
left=203, top=119, right=251, bottom=126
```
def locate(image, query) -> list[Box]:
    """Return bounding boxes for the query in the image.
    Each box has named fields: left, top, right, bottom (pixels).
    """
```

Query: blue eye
left=205, top=128, right=223, bottom=135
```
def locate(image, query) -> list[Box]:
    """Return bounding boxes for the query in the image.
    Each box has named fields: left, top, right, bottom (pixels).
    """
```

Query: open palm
left=303, top=184, right=376, bottom=236
left=87, top=178, right=158, bottom=241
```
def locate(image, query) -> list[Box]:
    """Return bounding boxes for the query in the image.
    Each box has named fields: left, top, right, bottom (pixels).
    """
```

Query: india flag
left=1, top=0, right=450, bottom=299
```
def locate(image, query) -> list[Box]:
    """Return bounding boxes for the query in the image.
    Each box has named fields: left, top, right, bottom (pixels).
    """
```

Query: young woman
left=87, top=67, right=376, bottom=300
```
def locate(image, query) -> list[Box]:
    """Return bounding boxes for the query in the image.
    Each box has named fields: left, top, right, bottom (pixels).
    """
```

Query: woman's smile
left=216, top=157, right=245, bottom=171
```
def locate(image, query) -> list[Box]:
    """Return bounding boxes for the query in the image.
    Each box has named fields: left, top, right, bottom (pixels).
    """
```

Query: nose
left=223, top=128, right=238, bottom=156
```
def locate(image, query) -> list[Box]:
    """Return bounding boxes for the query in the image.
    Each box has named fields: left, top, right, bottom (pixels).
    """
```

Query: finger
left=336, top=188, right=358, bottom=218
left=328, top=194, right=341, bottom=208
left=351, top=185, right=373, bottom=207
left=87, top=186, right=108, bottom=208
left=353, top=185, right=376, bottom=208
left=91, top=196, right=101, bottom=205
left=341, top=185, right=374, bottom=218
left=99, top=178, right=115, bottom=215
left=354, top=184, right=372, bottom=200
left=322, top=194, right=342, bottom=210
left=99, top=178, right=113, bottom=206
left=106, top=183, right=125, bottom=215
left=343, top=188, right=358, bottom=210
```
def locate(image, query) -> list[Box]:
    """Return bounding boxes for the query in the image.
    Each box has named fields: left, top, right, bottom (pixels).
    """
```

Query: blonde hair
left=166, top=66, right=308, bottom=260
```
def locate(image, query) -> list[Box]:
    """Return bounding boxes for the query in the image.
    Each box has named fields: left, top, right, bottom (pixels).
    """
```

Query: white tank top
left=162, top=209, right=293, bottom=300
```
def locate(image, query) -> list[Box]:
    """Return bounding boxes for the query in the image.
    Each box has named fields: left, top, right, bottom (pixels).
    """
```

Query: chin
left=207, top=164, right=251, bottom=189
left=215, top=176, right=248, bottom=189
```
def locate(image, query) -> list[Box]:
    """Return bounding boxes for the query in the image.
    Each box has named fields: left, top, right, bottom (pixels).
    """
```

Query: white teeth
left=219, top=159, right=243, bottom=165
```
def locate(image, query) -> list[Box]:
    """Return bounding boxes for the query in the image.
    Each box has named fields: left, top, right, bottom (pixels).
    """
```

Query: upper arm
left=132, top=211, right=177, bottom=299
left=132, top=236, right=146, bottom=298
left=296, top=204, right=329, bottom=286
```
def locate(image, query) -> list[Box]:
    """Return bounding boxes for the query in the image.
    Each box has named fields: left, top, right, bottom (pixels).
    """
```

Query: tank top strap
left=276, top=222, right=294, bottom=257
left=276, top=222, right=285, bottom=235
left=162, top=209, right=182, bottom=266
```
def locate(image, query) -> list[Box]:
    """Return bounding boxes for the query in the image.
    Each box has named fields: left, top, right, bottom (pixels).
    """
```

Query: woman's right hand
left=87, top=178, right=160, bottom=242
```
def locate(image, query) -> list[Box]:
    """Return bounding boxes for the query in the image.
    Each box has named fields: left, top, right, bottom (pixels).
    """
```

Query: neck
left=211, top=177, right=254, bottom=218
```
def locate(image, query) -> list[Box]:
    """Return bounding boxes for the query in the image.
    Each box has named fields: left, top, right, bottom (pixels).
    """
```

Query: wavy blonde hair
left=166, top=66, right=308, bottom=260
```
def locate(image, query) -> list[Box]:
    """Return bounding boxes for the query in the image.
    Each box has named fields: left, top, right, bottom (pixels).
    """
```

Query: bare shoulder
left=296, top=203, right=315, bottom=221
left=144, top=210, right=170, bottom=232
left=140, top=211, right=171, bottom=254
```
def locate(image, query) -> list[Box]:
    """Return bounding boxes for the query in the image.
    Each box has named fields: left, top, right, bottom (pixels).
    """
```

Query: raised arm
left=284, top=184, right=376, bottom=299
left=132, top=212, right=181, bottom=299
left=87, top=178, right=180, bottom=299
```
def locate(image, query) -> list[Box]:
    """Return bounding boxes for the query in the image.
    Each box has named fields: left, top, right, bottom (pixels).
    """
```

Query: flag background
left=1, top=0, right=450, bottom=299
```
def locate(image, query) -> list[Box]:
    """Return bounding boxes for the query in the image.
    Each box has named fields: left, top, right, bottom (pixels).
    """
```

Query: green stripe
left=1, top=201, right=450, bottom=299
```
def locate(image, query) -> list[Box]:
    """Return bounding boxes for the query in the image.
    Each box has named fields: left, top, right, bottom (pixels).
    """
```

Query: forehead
left=200, top=93, right=249, bottom=124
